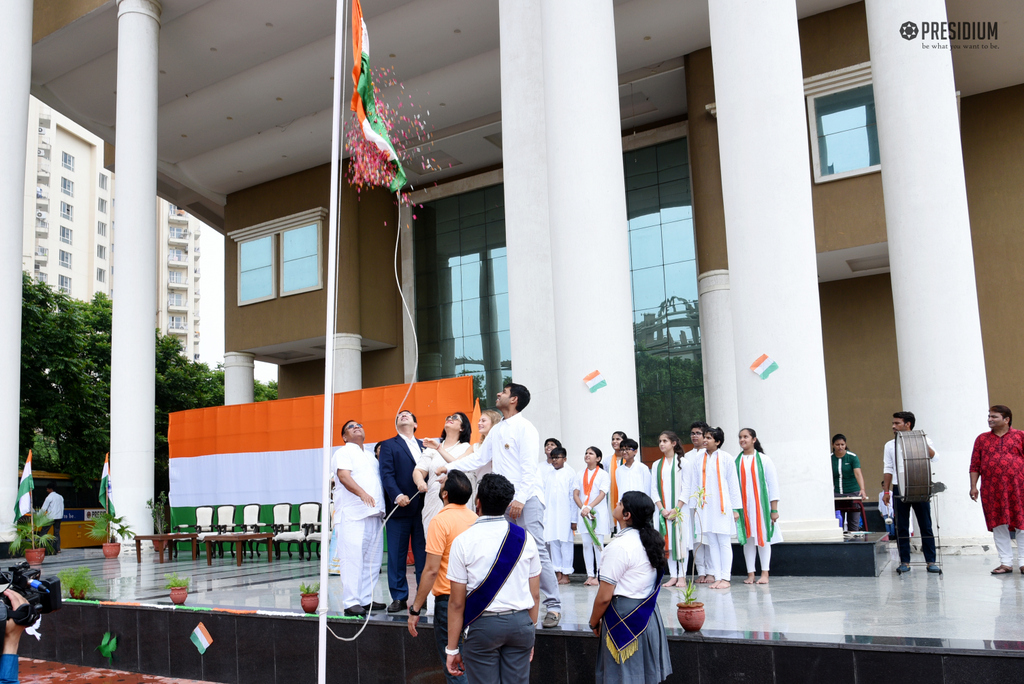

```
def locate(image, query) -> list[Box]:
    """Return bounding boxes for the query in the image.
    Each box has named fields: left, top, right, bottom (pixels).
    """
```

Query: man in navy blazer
left=378, top=409, right=428, bottom=612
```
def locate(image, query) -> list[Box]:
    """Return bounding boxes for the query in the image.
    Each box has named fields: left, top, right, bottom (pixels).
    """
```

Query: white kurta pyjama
left=737, top=453, right=783, bottom=547
left=650, top=456, right=695, bottom=560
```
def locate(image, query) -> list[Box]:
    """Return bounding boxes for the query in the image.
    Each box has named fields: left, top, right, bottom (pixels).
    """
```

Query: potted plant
left=165, top=573, right=190, bottom=605
left=299, top=582, right=320, bottom=614
left=677, top=486, right=706, bottom=632
left=9, top=514, right=57, bottom=566
left=146, top=492, right=170, bottom=553
left=87, top=511, right=135, bottom=558
left=58, top=567, right=98, bottom=600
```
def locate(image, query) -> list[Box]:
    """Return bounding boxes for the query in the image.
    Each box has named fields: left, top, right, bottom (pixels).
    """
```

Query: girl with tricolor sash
left=736, top=428, right=782, bottom=584
left=695, top=427, right=742, bottom=590
left=651, top=431, right=694, bottom=587
left=573, top=447, right=611, bottom=586
left=589, top=491, right=672, bottom=684
left=607, top=431, right=628, bottom=513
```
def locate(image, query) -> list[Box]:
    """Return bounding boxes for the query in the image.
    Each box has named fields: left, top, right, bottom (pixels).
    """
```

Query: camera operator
left=0, top=589, right=29, bottom=684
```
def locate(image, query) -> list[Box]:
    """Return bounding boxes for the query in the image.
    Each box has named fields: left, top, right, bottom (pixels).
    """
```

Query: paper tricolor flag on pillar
left=351, top=0, right=407, bottom=193
left=14, top=451, right=33, bottom=520
left=584, top=370, right=607, bottom=393
left=750, top=354, right=779, bottom=380
left=190, top=622, right=213, bottom=654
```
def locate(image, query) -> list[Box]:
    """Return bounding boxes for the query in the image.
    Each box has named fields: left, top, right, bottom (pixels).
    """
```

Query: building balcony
left=38, top=139, right=51, bottom=151
left=168, top=301, right=189, bottom=312
left=168, top=325, right=188, bottom=335
left=35, top=247, right=48, bottom=264
left=168, top=231, right=189, bottom=246
left=168, top=278, right=188, bottom=290
left=193, top=289, right=200, bottom=298
left=35, top=220, right=48, bottom=237
left=193, top=269, right=201, bottom=279
left=37, top=158, right=50, bottom=176
left=193, top=226, right=201, bottom=237
left=36, top=186, right=49, bottom=201
left=168, top=255, right=188, bottom=265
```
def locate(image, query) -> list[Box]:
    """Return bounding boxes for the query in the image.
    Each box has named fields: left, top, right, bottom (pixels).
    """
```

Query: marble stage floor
left=29, top=540, right=1024, bottom=646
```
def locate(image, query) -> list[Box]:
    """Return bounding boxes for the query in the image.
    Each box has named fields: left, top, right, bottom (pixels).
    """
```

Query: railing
left=37, top=158, right=51, bottom=175
left=168, top=324, right=188, bottom=333
left=36, top=186, right=49, bottom=200
left=167, top=299, right=188, bottom=309
left=168, top=255, right=188, bottom=264
left=35, top=247, right=48, bottom=259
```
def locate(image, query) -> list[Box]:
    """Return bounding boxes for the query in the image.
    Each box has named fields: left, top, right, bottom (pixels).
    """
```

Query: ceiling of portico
left=30, top=0, right=1022, bottom=230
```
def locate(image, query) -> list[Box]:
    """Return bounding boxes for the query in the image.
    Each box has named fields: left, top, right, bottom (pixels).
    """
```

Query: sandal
left=991, top=565, right=1013, bottom=575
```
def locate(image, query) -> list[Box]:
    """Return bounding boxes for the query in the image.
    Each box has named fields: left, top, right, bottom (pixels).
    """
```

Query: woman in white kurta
left=736, top=428, right=782, bottom=584
left=414, top=412, right=474, bottom=536
left=694, top=427, right=742, bottom=589
left=574, top=446, right=611, bottom=586
left=543, top=447, right=578, bottom=582
left=651, top=431, right=694, bottom=586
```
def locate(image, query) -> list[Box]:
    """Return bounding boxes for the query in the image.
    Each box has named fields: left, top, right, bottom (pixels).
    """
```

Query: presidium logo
left=899, top=20, right=999, bottom=50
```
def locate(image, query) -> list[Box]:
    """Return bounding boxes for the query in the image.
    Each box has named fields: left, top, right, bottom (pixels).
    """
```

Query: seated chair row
left=177, top=502, right=327, bottom=561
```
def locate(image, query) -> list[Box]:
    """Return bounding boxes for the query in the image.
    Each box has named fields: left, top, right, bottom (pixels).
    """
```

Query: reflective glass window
left=814, top=84, right=880, bottom=177
left=239, top=236, right=274, bottom=303
left=281, top=223, right=320, bottom=294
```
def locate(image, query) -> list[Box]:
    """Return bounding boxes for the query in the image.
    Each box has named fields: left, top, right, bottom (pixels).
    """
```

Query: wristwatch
left=408, top=606, right=421, bottom=616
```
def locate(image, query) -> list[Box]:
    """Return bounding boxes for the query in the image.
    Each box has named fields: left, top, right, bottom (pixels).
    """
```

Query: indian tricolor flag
left=190, top=623, right=213, bottom=654
left=14, top=451, right=33, bottom=520
left=750, top=354, right=779, bottom=380
left=584, top=370, right=607, bottom=393
left=351, top=0, right=406, bottom=193
left=99, top=453, right=115, bottom=516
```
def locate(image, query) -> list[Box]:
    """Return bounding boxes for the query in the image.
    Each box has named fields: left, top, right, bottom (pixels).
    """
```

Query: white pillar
left=709, top=0, right=839, bottom=541
left=223, top=352, right=255, bottom=405
left=498, top=0, right=563, bottom=451
left=865, top=0, right=989, bottom=543
left=332, top=333, right=362, bottom=393
left=697, top=270, right=739, bottom=453
left=540, top=0, right=639, bottom=462
left=0, top=1, right=32, bottom=526
left=111, top=0, right=161, bottom=536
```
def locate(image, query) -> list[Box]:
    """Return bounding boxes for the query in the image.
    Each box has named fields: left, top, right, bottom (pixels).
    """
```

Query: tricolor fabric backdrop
left=167, top=377, right=473, bottom=513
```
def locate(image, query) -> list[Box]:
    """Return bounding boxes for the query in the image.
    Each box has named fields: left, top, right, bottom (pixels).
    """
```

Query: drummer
left=882, top=411, right=940, bottom=574
left=831, top=434, right=867, bottom=531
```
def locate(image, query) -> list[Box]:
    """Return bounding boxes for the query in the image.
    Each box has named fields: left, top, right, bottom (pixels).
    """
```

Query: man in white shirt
left=333, top=419, right=386, bottom=617
left=41, top=483, right=65, bottom=553
left=882, top=411, right=939, bottom=574
left=614, top=439, right=651, bottom=529
left=684, top=422, right=709, bottom=580
left=443, top=383, right=562, bottom=628
left=446, top=473, right=540, bottom=684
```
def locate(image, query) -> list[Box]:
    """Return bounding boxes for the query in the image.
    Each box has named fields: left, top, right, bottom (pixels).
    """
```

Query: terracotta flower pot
left=24, top=548, right=45, bottom=566
left=300, top=593, right=319, bottom=614
left=676, top=602, right=705, bottom=632
left=170, top=587, right=188, bottom=605
left=102, top=542, right=121, bottom=559
left=152, top=540, right=168, bottom=553
left=69, top=588, right=87, bottom=600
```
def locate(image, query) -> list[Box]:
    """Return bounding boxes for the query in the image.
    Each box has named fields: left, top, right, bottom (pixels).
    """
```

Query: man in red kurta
left=970, top=405, right=1024, bottom=574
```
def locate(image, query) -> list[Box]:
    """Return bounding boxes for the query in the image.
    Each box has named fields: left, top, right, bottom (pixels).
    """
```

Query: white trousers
left=993, top=525, right=1018, bottom=566
left=706, top=533, right=732, bottom=582
left=742, top=540, right=772, bottom=573
left=667, top=552, right=689, bottom=579
left=339, top=515, right=384, bottom=610
left=548, top=540, right=575, bottom=575
left=694, top=543, right=708, bottom=576
left=582, top=535, right=603, bottom=577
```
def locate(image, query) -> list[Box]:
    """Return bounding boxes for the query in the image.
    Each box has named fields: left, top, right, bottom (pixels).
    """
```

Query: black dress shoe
left=344, top=605, right=367, bottom=618
left=386, top=599, right=408, bottom=613
left=363, top=602, right=386, bottom=612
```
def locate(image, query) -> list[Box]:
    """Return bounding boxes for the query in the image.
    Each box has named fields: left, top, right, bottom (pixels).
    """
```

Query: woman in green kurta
left=831, top=434, right=866, bottom=531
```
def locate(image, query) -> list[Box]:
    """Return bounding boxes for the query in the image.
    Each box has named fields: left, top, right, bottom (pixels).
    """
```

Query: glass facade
left=623, top=138, right=704, bottom=447
left=813, top=84, right=880, bottom=177
left=413, top=185, right=511, bottom=402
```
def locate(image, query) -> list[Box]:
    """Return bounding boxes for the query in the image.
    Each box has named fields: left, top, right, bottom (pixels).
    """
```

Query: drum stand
left=893, top=486, right=944, bottom=576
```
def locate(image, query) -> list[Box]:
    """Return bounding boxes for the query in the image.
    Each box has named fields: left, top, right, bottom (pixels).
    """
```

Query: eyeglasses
left=622, top=447, right=636, bottom=452
left=345, top=423, right=363, bottom=431
left=446, top=415, right=461, bottom=422
left=690, top=431, right=703, bottom=436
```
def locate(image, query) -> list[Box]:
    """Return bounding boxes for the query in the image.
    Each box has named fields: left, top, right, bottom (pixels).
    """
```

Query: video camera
left=0, top=563, right=61, bottom=626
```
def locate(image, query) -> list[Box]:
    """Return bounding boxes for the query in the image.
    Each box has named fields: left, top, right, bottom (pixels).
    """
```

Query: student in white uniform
left=683, top=422, right=710, bottom=581
left=540, top=438, right=561, bottom=477
left=332, top=420, right=386, bottom=617
left=574, top=446, right=611, bottom=586
left=735, top=428, right=782, bottom=585
left=614, top=439, right=651, bottom=532
left=695, top=427, right=741, bottom=590
left=543, top=447, right=577, bottom=583
left=651, top=431, right=694, bottom=587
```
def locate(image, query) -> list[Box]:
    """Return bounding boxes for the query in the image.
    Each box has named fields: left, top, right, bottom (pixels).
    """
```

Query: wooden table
left=205, top=533, right=274, bottom=567
left=134, top=533, right=198, bottom=563
left=834, top=495, right=869, bottom=532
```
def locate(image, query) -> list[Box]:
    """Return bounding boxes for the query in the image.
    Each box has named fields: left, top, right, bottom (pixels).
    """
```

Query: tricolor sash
left=581, top=513, right=602, bottom=546
left=735, top=452, right=774, bottom=547
left=463, top=523, right=527, bottom=626
left=655, top=458, right=680, bottom=561
left=603, top=569, right=665, bottom=664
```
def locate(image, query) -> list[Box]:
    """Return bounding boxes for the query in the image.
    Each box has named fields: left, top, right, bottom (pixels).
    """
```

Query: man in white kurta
left=614, top=441, right=651, bottom=534
left=332, top=420, right=385, bottom=617
left=682, top=422, right=709, bottom=579
left=543, top=449, right=577, bottom=580
left=695, top=432, right=741, bottom=588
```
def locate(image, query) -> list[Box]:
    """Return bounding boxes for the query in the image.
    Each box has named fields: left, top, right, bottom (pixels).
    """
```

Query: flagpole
left=318, top=0, right=350, bottom=681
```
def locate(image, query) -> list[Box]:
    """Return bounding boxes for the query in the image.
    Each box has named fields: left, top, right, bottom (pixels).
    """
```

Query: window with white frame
left=169, top=248, right=186, bottom=263
left=61, top=177, right=74, bottom=197
left=169, top=269, right=187, bottom=284
left=238, top=236, right=274, bottom=304
left=59, top=250, right=71, bottom=269
left=169, top=225, right=188, bottom=239
left=97, top=245, right=106, bottom=260
left=99, top=173, right=108, bottom=190
left=60, top=202, right=73, bottom=221
left=169, top=315, right=186, bottom=330
left=96, top=268, right=106, bottom=283
left=98, top=198, right=108, bottom=214
left=169, top=292, right=185, bottom=307
left=62, top=152, right=74, bottom=171
left=60, top=226, right=72, bottom=245
left=97, top=221, right=107, bottom=237
left=36, top=272, right=48, bottom=284
left=805, top=63, right=880, bottom=183
left=58, top=275, right=71, bottom=294
left=281, top=223, right=321, bottom=295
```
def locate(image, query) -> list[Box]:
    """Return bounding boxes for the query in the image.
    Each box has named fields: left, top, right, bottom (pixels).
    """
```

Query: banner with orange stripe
left=168, top=377, right=472, bottom=508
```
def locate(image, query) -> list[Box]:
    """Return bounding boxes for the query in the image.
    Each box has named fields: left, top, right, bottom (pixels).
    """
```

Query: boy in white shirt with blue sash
left=445, top=474, right=541, bottom=684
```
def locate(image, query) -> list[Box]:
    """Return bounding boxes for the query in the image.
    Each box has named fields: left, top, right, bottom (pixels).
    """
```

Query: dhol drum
left=895, top=430, right=932, bottom=503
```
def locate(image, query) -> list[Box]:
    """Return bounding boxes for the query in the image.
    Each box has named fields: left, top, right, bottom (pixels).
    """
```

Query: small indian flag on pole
left=584, top=370, right=607, bottom=393
left=99, top=453, right=115, bottom=516
left=750, top=354, right=779, bottom=380
left=14, top=451, right=33, bottom=520
left=190, top=622, right=213, bottom=654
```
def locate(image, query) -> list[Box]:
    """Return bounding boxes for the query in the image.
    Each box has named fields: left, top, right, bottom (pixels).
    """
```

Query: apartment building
left=156, top=200, right=203, bottom=361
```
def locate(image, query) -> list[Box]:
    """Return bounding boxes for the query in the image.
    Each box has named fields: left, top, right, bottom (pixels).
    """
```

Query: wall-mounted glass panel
left=239, top=235, right=274, bottom=303
left=281, top=223, right=320, bottom=294
left=814, top=84, right=880, bottom=178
